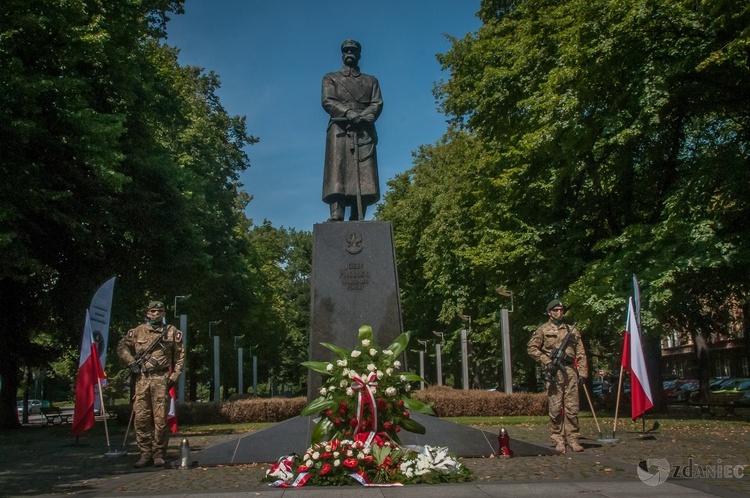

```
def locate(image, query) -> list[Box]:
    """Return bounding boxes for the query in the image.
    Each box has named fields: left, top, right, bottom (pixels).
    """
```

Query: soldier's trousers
left=547, top=365, right=580, bottom=443
left=133, top=373, right=169, bottom=459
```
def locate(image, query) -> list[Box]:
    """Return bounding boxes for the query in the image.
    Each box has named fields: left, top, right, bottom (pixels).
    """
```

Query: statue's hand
left=359, top=113, right=375, bottom=124
left=345, top=110, right=362, bottom=124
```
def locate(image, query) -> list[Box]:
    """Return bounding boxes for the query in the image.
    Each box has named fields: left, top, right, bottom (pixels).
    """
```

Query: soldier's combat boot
left=568, top=440, right=584, bottom=452
left=134, top=455, right=152, bottom=468
left=153, top=457, right=165, bottom=467
left=555, top=441, right=566, bottom=453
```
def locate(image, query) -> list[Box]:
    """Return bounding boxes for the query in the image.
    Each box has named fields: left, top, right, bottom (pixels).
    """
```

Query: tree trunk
left=691, top=331, right=711, bottom=402
left=643, top=334, right=667, bottom=413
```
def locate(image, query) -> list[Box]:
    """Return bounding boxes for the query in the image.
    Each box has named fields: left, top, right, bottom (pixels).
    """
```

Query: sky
left=166, top=1, right=482, bottom=231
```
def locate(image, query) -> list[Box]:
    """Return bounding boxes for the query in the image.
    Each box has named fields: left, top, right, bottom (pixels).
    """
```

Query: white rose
left=393, top=360, right=401, bottom=368
left=312, top=451, right=320, bottom=460
left=340, top=379, right=349, bottom=388
left=357, top=451, right=365, bottom=459
left=328, top=386, right=336, bottom=393
left=337, top=359, right=348, bottom=367
left=386, top=368, right=393, bottom=375
left=325, top=444, right=332, bottom=452
left=319, top=387, right=327, bottom=395
left=405, top=383, right=411, bottom=391
left=326, top=363, right=334, bottom=372
left=383, top=349, right=393, bottom=356
left=346, top=387, right=354, bottom=396
left=351, top=350, right=361, bottom=358
left=369, top=348, right=377, bottom=356
left=367, top=363, right=376, bottom=372
left=385, top=387, right=397, bottom=396
left=347, top=450, right=353, bottom=457
left=399, top=375, right=407, bottom=381
left=362, top=339, right=371, bottom=347
left=334, top=459, right=341, bottom=467
left=369, top=386, right=377, bottom=395
left=376, top=370, right=384, bottom=380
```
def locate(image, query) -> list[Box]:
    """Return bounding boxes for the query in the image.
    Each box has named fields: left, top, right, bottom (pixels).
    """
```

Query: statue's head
left=340, top=39, right=361, bottom=67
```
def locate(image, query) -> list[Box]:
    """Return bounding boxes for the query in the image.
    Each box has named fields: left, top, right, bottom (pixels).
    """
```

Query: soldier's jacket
left=117, top=323, right=185, bottom=382
left=527, top=320, right=588, bottom=378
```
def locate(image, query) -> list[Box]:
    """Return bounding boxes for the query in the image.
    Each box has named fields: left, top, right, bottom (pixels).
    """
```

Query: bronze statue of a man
left=322, top=39, right=383, bottom=222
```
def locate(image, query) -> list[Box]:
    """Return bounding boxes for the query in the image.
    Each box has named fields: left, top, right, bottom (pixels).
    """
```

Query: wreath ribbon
left=351, top=371, right=378, bottom=445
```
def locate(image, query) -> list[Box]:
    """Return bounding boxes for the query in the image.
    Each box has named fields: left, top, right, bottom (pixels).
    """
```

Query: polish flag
left=72, top=310, right=106, bottom=436
left=621, top=297, right=654, bottom=420
left=167, top=383, right=179, bottom=434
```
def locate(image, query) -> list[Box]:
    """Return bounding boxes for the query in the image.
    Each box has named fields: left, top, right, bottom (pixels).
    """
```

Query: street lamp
left=457, top=314, right=471, bottom=390
left=495, top=288, right=514, bottom=394
left=173, top=295, right=191, bottom=403
left=417, top=339, right=428, bottom=390
left=235, top=335, right=245, bottom=394
left=173, top=295, right=191, bottom=318
left=209, top=320, right=222, bottom=403
left=432, top=331, right=444, bottom=386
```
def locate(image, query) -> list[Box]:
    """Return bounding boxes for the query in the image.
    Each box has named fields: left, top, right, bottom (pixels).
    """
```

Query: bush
left=412, top=386, right=547, bottom=417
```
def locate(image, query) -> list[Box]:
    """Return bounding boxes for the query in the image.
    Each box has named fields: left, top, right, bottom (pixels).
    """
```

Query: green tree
left=380, top=0, right=750, bottom=397
left=0, top=0, right=260, bottom=427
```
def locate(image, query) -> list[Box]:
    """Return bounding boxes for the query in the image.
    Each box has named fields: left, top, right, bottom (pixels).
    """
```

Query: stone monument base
left=194, top=413, right=556, bottom=466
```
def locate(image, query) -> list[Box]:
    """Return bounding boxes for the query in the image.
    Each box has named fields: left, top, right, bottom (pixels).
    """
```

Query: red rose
left=339, top=401, right=348, bottom=410
left=320, top=452, right=332, bottom=460
left=349, top=418, right=358, bottom=427
left=363, top=455, right=375, bottom=465
left=397, top=399, right=404, bottom=408
left=383, top=456, right=393, bottom=467
left=395, top=425, right=401, bottom=433
left=383, top=421, right=393, bottom=430
left=353, top=432, right=368, bottom=443
left=333, top=418, right=341, bottom=425
left=376, top=398, right=388, bottom=411
left=339, top=407, right=347, bottom=416
left=325, top=409, right=333, bottom=417
left=297, top=465, right=309, bottom=472
left=319, top=463, right=332, bottom=476
left=343, top=457, right=359, bottom=469
left=403, top=411, right=410, bottom=418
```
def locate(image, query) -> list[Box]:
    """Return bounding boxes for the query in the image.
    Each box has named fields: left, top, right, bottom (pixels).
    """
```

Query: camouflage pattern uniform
left=117, top=310, right=184, bottom=465
left=527, top=304, right=588, bottom=451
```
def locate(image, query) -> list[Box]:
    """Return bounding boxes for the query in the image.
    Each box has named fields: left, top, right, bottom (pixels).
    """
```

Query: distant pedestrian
left=527, top=299, right=589, bottom=453
left=117, top=300, right=185, bottom=467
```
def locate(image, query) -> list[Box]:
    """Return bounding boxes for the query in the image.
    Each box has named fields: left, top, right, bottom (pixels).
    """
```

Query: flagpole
left=96, top=376, right=111, bottom=449
left=612, top=366, right=625, bottom=439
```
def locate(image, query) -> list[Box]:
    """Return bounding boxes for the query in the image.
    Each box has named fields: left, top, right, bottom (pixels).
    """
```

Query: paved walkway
left=2, top=417, right=748, bottom=497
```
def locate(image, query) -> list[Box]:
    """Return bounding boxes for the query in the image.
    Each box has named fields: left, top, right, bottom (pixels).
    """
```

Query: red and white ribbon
left=351, top=371, right=378, bottom=445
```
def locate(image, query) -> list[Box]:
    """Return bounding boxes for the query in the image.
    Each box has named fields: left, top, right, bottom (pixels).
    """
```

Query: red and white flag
left=621, top=297, right=653, bottom=420
left=167, top=383, right=179, bottom=434
left=72, top=310, right=106, bottom=436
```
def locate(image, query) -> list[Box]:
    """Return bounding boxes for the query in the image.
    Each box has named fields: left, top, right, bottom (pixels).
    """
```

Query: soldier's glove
left=129, top=362, right=141, bottom=375
left=578, top=376, right=587, bottom=388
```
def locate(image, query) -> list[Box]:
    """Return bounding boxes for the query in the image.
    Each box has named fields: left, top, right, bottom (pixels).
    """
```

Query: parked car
left=17, top=399, right=48, bottom=415
left=665, top=379, right=699, bottom=403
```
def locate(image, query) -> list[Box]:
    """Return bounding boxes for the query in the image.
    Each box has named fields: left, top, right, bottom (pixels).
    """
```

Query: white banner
left=88, top=277, right=115, bottom=412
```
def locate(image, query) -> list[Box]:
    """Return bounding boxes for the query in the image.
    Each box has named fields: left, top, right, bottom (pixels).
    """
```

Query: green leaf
left=386, top=331, right=411, bottom=357
left=358, top=325, right=373, bottom=342
left=300, top=397, right=336, bottom=417
left=311, top=417, right=334, bottom=445
left=401, top=395, right=435, bottom=415
left=399, top=416, right=426, bottom=434
left=320, top=342, right=349, bottom=358
left=398, top=372, right=425, bottom=382
left=301, top=360, right=332, bottom=375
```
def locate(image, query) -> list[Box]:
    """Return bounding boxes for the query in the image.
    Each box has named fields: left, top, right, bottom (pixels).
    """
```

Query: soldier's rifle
left=545, top=325, right=574, bottom=382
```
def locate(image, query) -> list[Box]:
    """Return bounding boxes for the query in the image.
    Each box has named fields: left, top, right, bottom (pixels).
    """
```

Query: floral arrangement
left=263, top=325, right=473, bottom=487
left=300, top=325, right=435, bottom=443
left=265, top=432, right=471, bottom=487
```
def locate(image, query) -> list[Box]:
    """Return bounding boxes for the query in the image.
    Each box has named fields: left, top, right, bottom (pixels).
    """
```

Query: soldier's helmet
left=547, top=299, right=564, bottom=311
left=341, top=39, right=362, bottom=53
left=147, top=300, right=165, bottom=311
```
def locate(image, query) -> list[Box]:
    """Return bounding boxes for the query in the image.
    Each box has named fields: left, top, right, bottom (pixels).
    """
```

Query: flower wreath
left=264, top=325, right=473, bottom=486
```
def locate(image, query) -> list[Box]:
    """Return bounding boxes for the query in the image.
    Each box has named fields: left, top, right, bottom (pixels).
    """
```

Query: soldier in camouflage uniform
left=117, top=301, right=185, bottom=468
left=527, top=299, right=588, bottom=453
